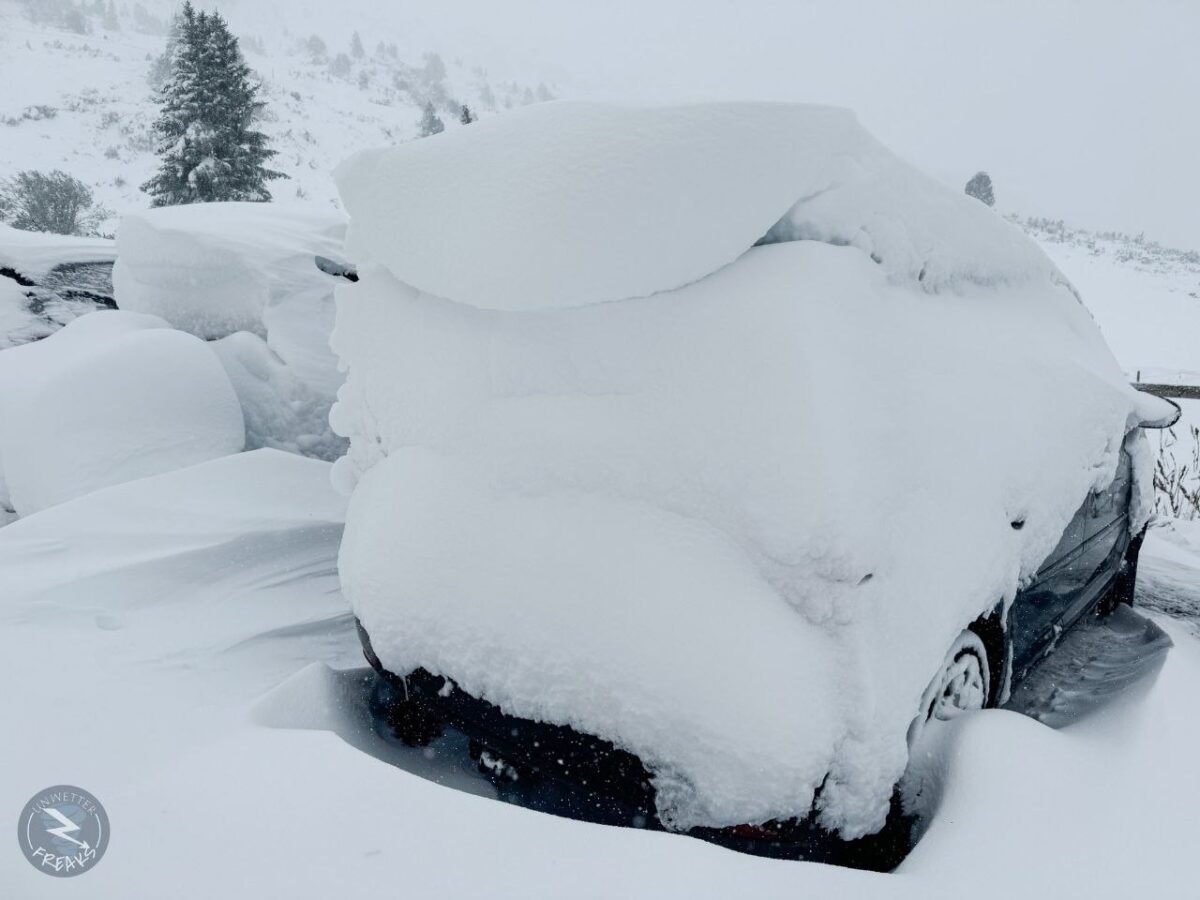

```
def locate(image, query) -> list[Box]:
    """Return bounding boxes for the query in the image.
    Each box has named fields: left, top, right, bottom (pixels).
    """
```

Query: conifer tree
left=965, top=171, right=995, bottom=207
left=417, top=101, right=445, bottom=138
left=142, top=3, right=284, bottom=206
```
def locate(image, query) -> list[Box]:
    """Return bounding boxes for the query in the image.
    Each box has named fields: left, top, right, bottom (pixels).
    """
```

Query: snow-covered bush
left=329, top=102, right=1146, bottom=838
left=0, top=311, right=244, bottom=517
left=0, top=169, right=110, bottom=236
left=965, top=171, right=995, bottom=207
left=1154, top=425, right=1200, bottom=519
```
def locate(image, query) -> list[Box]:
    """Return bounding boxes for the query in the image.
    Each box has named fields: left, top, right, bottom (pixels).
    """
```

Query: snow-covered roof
left=336, top=101, right=1061, bottom=310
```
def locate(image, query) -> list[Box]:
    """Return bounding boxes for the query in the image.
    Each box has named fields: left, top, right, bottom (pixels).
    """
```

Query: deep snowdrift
left=331, top=102, right=1146, bottom=837
left=0, top=311, right=244, bottom=516
left=3, top=445, right=1198, bottom=897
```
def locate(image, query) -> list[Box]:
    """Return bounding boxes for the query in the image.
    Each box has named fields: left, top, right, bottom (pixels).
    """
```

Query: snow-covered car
left=327, top=102, right=1179, bottom=863
left=0, top=224, right=117, bottom=349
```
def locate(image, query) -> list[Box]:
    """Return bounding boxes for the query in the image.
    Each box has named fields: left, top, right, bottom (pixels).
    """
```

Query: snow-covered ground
left=0, top=445, right=1197, bottom=896
left=2, top=12, right=1200, bottom=890
left=1, top=212, right=1199, bottom=898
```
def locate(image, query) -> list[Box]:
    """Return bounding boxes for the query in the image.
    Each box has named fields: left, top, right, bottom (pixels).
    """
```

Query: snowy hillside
left=0, top=0, right=558, bottom=227
left=1018, top=217, right=1200, bottom=380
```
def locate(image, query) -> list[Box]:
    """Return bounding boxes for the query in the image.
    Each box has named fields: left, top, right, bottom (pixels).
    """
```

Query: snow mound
left=0, top=311, right=244, bottom=516
left=331, top=102, right=1145, bottom=837
left=336, top=101, right=1056, bottom=310
left=0, top=448, right=344, bottom=615
left=113, top=202, right=348, bottom=392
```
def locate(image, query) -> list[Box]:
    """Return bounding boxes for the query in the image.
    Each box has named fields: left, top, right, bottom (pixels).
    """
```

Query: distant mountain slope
left=1017, top=216, right=1200, bottom=379
left=0, top=0, right=558, bottom=227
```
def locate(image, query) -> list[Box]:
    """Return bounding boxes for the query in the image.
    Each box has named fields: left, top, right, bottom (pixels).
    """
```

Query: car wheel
left=908, top=629, right=991, bottom=746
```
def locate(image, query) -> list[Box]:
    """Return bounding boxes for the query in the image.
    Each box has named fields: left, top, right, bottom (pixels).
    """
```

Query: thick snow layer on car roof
left=335, top=101, right=1059, bottom=309
left=332, top=235, right=1143, bottom=838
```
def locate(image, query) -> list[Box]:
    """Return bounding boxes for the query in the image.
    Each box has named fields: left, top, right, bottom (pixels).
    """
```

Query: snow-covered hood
left=330, top=101, right=1144, bottom=838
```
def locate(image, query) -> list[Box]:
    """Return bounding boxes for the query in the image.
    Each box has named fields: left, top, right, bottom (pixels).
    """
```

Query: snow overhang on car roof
left=336, top=100, right=1063, bottom=310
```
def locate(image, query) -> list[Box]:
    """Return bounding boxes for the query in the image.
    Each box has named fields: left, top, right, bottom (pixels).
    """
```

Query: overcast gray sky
left=389, top=0, right=1198, bottom=250
left=211, top=0, right=1196, bottom=247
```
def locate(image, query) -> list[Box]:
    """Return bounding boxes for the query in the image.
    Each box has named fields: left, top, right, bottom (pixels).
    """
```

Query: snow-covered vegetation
left=0, top=0, right=558, bottom=228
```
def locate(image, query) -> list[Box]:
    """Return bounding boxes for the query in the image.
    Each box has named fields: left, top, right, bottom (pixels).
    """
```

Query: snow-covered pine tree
left=417, top=101, right=445, bottom=137
left=350, top=31, right=365, bottom=59
left=965, top=171, right=995, bottom=207
left=142, top=4, right=284, bottom=206
left=459, top=104, right=474, bottom=125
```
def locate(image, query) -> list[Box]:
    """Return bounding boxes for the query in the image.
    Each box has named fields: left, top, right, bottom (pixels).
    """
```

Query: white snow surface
left=3, top=446, right=1200, bottom=898
left=0, top=310, right=243, bottom=516
left=112, top=202, right=350, bottom=458
left=113, top=201, right=348, bottom=395
left=336, top=101, right=1058, bottom=310
left=332, top=103, right=1144, bottom=837
left=1, top=188, right=1196, bottom=894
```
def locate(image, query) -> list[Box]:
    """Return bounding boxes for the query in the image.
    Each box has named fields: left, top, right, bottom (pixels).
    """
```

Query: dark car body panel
left=1008, top=446, right=1134, bottom=679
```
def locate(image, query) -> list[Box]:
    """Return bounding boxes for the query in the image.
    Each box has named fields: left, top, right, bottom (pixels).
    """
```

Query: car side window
left=1037, top=494, right=1090, bottom=576
left=1035, top=445, right=1131, bottom=577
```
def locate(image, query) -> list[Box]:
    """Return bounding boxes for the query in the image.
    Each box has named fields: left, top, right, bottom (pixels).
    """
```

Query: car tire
left=908, top=629, right=991, bottom=747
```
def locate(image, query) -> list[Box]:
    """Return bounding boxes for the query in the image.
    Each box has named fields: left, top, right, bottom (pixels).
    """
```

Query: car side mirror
left=1131, top=388, right=1182, bottom=429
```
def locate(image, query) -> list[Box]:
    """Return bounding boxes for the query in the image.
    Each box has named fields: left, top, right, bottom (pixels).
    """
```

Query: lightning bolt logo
left=40, top=807, right=91, bottom=851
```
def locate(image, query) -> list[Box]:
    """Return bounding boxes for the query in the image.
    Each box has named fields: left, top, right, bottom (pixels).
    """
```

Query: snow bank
left=0, top=449, right=344, bottom=624
left=336, top=101, right=1056, bottom=310
left=331, top=102, right=1145, bottom=837
left=0, top=311, right=244, bottom=516
left=113, top=202, right=348, bottom=394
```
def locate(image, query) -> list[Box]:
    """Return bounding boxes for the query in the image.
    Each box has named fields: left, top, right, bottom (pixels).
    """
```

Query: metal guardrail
left=1134, top=383, right=1200, bottom=401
